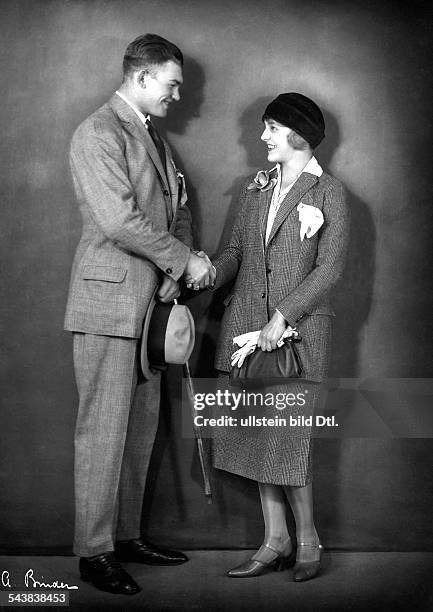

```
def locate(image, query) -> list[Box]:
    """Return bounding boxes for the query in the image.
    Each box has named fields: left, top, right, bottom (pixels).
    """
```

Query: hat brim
left=140, top=288, right=158, bottom=380
left=140, top=291, right=195, bottom=379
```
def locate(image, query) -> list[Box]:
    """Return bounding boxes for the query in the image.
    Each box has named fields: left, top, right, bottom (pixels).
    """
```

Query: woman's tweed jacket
left=212, top=168, right=348, bottom=485
left=213, top=168, right=349, bottom=382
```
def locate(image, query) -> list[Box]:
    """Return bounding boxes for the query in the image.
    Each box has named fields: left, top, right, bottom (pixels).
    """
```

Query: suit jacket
left=213, top=169, right=349, bottom=381
left=64, top=94, right=193, bottom=338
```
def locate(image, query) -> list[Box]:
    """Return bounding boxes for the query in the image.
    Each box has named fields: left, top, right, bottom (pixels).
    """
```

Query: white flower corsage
left=247, top=166, right=278, bottom=192
left=297, top=202, right=324, bottom=241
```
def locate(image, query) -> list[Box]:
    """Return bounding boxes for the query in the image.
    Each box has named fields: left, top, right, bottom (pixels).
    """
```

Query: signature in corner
left=1, top=569, right=79, bottom=590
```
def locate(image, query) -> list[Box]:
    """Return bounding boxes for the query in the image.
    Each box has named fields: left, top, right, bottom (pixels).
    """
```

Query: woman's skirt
left=212, top=375, right=323, bottom=486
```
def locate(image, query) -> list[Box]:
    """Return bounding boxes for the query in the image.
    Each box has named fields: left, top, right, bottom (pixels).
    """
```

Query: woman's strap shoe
left=293, top=542, right=324, bottom=582
left=227, top=540, right=295, bottom=578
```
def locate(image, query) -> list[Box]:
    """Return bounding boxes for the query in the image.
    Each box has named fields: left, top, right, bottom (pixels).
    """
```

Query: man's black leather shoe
left=115, top=538, right=188, bottom=565
left=79, top=552, right=141, bottom=595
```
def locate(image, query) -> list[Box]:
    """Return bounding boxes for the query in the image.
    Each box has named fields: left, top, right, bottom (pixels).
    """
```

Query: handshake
left=184, top=250, right=216, bottom=291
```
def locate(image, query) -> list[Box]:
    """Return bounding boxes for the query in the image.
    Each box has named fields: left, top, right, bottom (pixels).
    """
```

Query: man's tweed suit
left=212, top=169, right=348, bottom=485
left=64, top=94, right=193, bottom=556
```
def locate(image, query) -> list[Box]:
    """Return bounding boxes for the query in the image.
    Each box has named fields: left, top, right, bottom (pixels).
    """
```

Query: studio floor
left=0, top=551, right=431, bottom=611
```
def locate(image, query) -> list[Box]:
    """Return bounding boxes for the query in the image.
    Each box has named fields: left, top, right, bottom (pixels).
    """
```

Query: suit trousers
left=72, top=332, right=161, bottom=557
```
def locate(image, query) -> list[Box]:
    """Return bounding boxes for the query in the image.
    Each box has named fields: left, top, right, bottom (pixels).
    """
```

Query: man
left=64, top=34, right=214, bottom=595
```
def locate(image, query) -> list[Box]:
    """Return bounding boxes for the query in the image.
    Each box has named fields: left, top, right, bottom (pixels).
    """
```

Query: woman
left=211, top=93, right=348, bottom=581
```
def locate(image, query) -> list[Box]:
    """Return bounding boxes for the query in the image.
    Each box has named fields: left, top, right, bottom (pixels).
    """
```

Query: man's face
left=261, top=119, right=293, bottom=164
left=138, top=60, right=183, bottom=117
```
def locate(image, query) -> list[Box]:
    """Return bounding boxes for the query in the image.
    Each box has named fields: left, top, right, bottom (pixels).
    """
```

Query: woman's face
left=261, top=119, right=293, bottom=164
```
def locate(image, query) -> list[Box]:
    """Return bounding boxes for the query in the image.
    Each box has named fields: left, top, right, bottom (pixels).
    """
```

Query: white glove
left=232, top=331, right=261, bottom=348
left=231, top=327, right=299, bottom=368
left=230, top=340, right=257, bottom=368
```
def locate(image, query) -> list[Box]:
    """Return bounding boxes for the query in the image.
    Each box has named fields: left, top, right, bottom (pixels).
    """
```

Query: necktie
left=147, top=120, right=172, bottom=223
left=147, top=120, right=167, bottom=175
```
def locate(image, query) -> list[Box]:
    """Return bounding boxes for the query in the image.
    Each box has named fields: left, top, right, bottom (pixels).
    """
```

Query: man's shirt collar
left=115, top=90, right=150, bottom=127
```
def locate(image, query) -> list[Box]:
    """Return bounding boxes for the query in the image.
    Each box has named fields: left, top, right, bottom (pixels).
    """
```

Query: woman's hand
left=184, top=250, right=216, bottom=290
left=257, top=310, right=287, bottom=352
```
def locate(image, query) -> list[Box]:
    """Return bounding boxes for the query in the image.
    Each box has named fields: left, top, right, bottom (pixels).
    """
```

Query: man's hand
left=157, top=275, right=180, bottom=303
left=184, top=251, right=216, bottom=290
left=257, top=310, right=287, bottom=352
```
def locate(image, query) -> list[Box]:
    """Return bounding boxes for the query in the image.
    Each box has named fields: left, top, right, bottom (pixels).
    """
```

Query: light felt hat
left=140, top=291, right=195, bottom=379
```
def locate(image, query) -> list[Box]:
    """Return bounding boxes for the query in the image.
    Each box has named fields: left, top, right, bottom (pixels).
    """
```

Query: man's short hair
left=123, top=33, right=183, bottom=78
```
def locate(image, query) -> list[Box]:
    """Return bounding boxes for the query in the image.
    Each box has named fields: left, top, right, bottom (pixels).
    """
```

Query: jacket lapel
left=266, top=172, right=318, bottom=246
left=108, top=94, right=170, bottom=192
left=259, top=187, right=274, bottom=242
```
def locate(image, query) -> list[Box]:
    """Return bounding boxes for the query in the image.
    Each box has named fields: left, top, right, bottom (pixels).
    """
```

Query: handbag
left=230, top=335, right=303, bottom=385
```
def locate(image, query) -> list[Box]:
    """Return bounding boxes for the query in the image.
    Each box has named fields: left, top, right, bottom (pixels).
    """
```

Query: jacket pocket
left=82, top=265, right=127, bottom=283
left=310, top=307, right=335, bottom=317
left=296, top=307, right=335, bottom=323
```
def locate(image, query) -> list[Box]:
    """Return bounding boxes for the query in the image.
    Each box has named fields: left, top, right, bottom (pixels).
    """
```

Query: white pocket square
left=297, top=203, right=324, bottom=241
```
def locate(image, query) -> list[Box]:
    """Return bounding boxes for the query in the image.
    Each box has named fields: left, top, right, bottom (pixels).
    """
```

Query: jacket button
left=166, top=267, right=172, bottom=274
left=163, top=189, right=170, bottom=196
left=261, top=292, right=266, bottom=298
